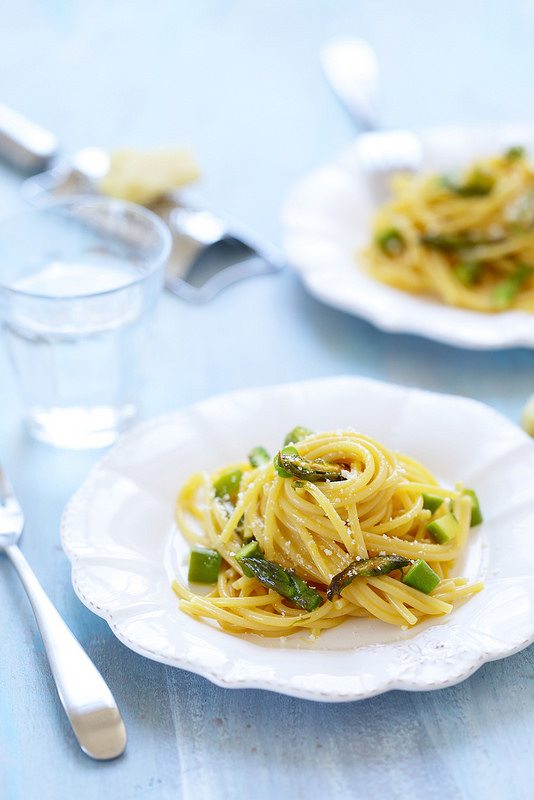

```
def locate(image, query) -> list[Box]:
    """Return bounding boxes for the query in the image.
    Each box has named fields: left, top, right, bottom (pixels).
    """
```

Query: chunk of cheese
left=99, top=147, right=200, bottom=205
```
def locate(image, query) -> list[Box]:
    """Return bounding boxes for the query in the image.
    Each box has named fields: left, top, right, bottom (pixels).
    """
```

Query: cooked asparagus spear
left=240, top=556, right=324, bottom=611
left=420, top=231, right=504, bottom=252
left=326, top=554, right=410, bottom=600
left=274, top=448, right=346, bottom=482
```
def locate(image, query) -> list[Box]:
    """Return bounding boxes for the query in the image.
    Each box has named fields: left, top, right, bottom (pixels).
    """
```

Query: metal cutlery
left=321, top=36, right=422, bottom=200
left=0, top=104, right=284, bottom=302
left=0, top=464, right=127, bottom=760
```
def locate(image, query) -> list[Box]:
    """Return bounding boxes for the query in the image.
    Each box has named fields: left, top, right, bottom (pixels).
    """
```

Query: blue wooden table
left=1, top=2, right=534, bottom=798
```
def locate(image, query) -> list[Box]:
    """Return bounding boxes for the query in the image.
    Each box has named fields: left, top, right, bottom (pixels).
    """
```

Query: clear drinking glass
left=0, top=196, right=172, bottom=449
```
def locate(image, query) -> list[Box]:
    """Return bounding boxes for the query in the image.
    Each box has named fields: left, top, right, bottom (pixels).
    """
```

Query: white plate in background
left=282, top=125, right=534, bottom=349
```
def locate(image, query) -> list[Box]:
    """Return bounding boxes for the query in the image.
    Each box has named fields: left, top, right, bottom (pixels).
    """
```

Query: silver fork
left=0, top=464, right=127, bottom=760
left=321, top=36, right=422, bottom=201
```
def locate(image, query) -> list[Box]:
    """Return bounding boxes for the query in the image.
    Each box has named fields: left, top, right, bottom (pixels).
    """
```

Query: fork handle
left=4, top=544, right=127, bottom=760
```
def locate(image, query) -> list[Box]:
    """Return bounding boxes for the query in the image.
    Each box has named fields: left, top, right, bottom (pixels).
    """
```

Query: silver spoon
left=0, top=464, right=127, bottom=760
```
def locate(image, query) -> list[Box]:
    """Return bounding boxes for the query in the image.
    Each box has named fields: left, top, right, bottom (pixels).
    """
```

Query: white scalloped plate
left=282, top=124, right=534, bottom=349
left=61, top=376, right=534, bottom=701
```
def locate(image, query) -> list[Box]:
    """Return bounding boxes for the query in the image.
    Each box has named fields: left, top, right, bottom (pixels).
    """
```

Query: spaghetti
left=362, top=146, right=534, bottom=312
left=172, top=428, right=483, bottom=637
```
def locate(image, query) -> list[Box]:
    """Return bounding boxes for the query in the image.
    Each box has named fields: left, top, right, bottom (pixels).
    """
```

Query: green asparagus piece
left=274, top=448, right=346, bottom=482
left=240, top=556, right=324, bottom=611
left=283, top=426, right=314, bottom=446
left=326, top=554, right=410, bottom=600
left=463, top=488, right=483, bottom=526
left=504, top=145, right=525, bottom=161
left=492, top=262, right=532, bottom=307
left=235, top=540, right=264, bottom=577
left=214, top=468, right=242, bottom=501
left=421, top=231, right=503, bottom=252
left=402, top=559, right=440, bottom=594
left=375, top=227, right=406, bottom=257
left=422, top=493, right=445, bottom=514
left=426, top=512, right=461, bottom=544
left=273, top=446, right=299, bottom=478
left=188, top=548, right=222, bottom=583
left=452, top=261, right=483, bottom=285
left=249, top=446, right=270, bottom=467
left=440, top=167, right=495, bottom=197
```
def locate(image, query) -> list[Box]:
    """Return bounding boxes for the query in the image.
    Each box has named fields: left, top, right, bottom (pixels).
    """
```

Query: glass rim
left=0, top=195, right=173, bottom=301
